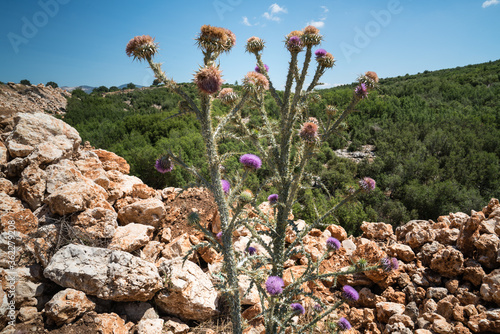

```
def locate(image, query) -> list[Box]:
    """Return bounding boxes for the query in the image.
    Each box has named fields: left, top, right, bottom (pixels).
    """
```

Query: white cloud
left=269, top=3, right=287, bottom=14
left=483, top=0, right=499, bottom=7
left=307, top=20, right=325, bottom=28
left=263, top=3, right=287, bottom=22
left=242, top=16, right=252, bottom=26
left=321, top=6, right=329, bottom=13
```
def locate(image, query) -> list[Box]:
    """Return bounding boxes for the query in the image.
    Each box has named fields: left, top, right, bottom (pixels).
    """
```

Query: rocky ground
left=0, top=83, right=70, bottom=116
left=1, top=107, right=500, bottom=334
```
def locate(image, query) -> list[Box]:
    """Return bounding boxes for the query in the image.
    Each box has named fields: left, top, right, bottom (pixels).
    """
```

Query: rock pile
left=0, top=83, right=70, bottom=116
left=1, top=111, right=499, bottom=334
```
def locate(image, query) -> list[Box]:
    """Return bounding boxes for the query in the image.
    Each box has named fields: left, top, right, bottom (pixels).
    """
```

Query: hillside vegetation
left=62, top=60, right=500, bottom=235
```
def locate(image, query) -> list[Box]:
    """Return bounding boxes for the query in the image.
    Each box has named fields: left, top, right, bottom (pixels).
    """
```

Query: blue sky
left=1, top=0, right=499, bottom=89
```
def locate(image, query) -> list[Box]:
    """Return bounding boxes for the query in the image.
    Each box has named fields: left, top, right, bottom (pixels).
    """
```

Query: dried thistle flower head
left=194, top=66, right=224, bottom=95
left=242, top=71, right=269, bottom=94
left=126, top=35, right=158, bottom=61
left=365, top=71, right=379, bottom=83
left=317, top=52, right=335, bottom=68
left=218, top=88, right=239, bottom=105
left=359, top=71, right=379, bottom=90
left=196, top=25, right=235, bottom=53
left=246, top=36, right=265, bottom=53
left=308, top=117, right=319, bottom=125
left=302, top=25, right=322, bottom=46
left=299, top=121, right=319, bottom=143
left=287, top=30, right=303, bottom=38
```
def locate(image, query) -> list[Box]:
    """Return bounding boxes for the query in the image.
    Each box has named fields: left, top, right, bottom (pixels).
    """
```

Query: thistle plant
left=126, top=25, right=395, bottom=334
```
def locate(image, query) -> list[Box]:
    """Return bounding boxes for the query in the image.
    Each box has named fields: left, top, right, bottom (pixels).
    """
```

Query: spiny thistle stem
left=282, top=52, right=299, bottom=119
left=214, top=92, right=250, bottom=138
left=254, top=53, right=283, bottom=108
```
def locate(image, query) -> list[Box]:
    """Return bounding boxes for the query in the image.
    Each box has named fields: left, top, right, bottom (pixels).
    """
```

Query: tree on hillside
left=109, top=86, right=119, bottom=92
left=46, top=81, right=58, bottom=88
left=93, top=86, right=109, bottom=94
left=20, top=79, right=31, bottom=85
left=125, top=82, right=136, bottom=90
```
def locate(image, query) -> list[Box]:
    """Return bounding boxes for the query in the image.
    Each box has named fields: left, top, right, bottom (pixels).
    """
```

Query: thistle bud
left=239, top=189, right=254, bottom=203
left=218, top=88, right=239, bottom=105
left=187, top=211, right=201, bottom=226
left=246, top=36, right=265, bottom=53
left=359, top=71, right=379, bottom=90
left=325, top=105, right=338, bottom=117
left=286, top=35, right=303, bottom=53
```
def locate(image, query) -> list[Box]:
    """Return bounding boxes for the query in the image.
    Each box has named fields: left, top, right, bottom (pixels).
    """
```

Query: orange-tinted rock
left=93, top=149, right=130, bottom=174
left=361, top=222, right=394, bottom=240
left=326, top=224, right=348, bottom=241
left=0, top=209, right=37, bottom=234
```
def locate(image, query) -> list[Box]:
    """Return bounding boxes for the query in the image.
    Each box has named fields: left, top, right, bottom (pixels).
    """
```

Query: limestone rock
left=480, top=269, right=500, bottom=306
left=117, top=198, right=165, bottom=228
left=429, top=246, right=464, bottom=278
left=106, top=170, right=144, bottom=202
left=93, top=312, right=131, bottom=334
left=474, top=233, right=500, bottom=269
left=396, top=220, right=435, bottom=249
left=387, top=243, right=415, bottom=263
left=161, top=233, right=195, bottom=261
left=17, top=164, right=46, bottom=210
left=44, top=244, right=162, bottom=302
left=468, top=309, right=500, bottom=333
left=155, top=258, right=218, bottom=322
left=326, top=224, right=348, bottom=241
left=361, top=222, right=394, bottom=240
left=44, top=180, right=112, bottom=215
left=44, top=288, right=95, bottom=325
left=71, top=207, right=118, bottom=239
left=44, top=159, right=86, bottom=194
left=94, top=149, right=130, bottom=174
left=376, top=302, right=405, bottom=323
left=0, top=209, right=38, bottom=235
left=138, top=318, right=165, bottom=334
left=108, top=223, right=154, bottom=252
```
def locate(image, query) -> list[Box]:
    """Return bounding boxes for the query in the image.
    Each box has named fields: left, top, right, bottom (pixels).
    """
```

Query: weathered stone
left=44, top=180, right=112, bottom=215
left=162, top=317, right=189, bottom=334
left=376, top=302, right=405, bottom=323
left=26, top=135, right=74, bottom=166
left=285, top=219, right=306, bottom=243
left=0, top=178, right=15, bottom=196
left=93, top=312, right=131, bottom=334
left=117, top=198, right=165, bottom=228
left=382, top=287, right=406, bottom=304
left=426, top=287, right=448, bottom=300
left=17, top=164, right=46, bottom=210
left=468, top=309, right=500, bottom=333
left=17, top=306, right=40, bottom=323
left=358, top=287, right=386, bottom=308
left=138, top=318, right=165, bottom=334
left=6, top=141, right=34, bottom=158
left=44, top=288, right=95, bottom=326
left=387, top=243, right=415, bottom=263
left=44, top=244, right=162, bottom=301
left=94, top=149, right=130, bottom=174
left=140, top=241, right=164, bottom=264
left=0, top=209, right=37, bottom=234
left=457, top=210, right=484, bottom=256
left=429, top=246, right=464, bottom=278
left=0, top=141, right=8, bottom=165
left=161, top=233, right=195, bottom=261
left=474, top=233, right=500, bottom=268
left=71, top=207, right=118, bottom=239
left=108, top=223, right=154, bottom=252
left=4, top=157, right=28, bottom=178
left=361, top=222, right=394, bottom=240
left=481, top=269, right=500, bottom=306
left=396, top=220, right=434, bottom=248
left=463, top=266, right=486, bottom=286
left=155, top=258, right=218, bottom=322
left=326, top=224, right=348, bottom=241
left=106, top=170, right=144, bottom=202
left=45, top=159, right=85, bottom=194
left=74, top=152, right=110, bottom=189
left=0, top=193, right=25, bottom=218
left=5, top=113, right=80, bottom=154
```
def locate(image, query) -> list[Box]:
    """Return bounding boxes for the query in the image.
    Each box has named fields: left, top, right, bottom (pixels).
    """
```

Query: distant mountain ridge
left=60, top=83, right=144, bottom=94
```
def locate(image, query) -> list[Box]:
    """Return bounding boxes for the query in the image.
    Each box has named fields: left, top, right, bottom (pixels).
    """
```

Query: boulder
left=361, top=222, right=394, bottom=240
left=43, top=244, right=162, bottom=302
left=44, top=288, right=95, bottom=326
left=429, top=246, right=464, bottom=278
left=117, top=198, right=166, bottom=228
left=154, top=258, right=218, bottom=322
left=480, top=269, right=500, bottom=306
left=71, top=207, right=118, bottom=239
left=108, top=223, right=154, bottom=252
left=93, top=149, right=130, bottom=174
left=17, top=164, right=47, bottom=210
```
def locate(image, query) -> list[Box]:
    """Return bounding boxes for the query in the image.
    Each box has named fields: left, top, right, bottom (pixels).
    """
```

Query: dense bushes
left=63, top=60, right=500, bottom=235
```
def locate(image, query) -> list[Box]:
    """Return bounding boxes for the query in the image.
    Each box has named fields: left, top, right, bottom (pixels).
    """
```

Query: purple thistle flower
left=355, top=83, right=368, bottom=99
left=359, top=177, right=376, bottom=192
left=326, top=237, right=341, bottom=251
left=240, top=154, right=262, bottom=170
left=342, top=285, right=359, bottom=302
left=221, top=179, right=230, bottom=194
left=268, top=194, right=279, bottom=205
left=391, top=257, right=399, bottom=271
left=265, top=276, right=284, bottom=296
left=291, top=303, right=305, bottom=315
left=255, top=64, right=269, bottom=73
left=315, top=48, right=327, bottom=58
left=216, top=231, right=222, bottom=241
left=338, top=317, right=352, bottom=331
left=287, top=35, right=302, bottom=51
left=155, top=156, right=173, bottom=173
left=246, top=246, right=257, bottom=255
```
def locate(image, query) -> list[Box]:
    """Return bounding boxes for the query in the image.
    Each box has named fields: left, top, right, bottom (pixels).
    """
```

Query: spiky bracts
left=299, top=121, right=319, bottom=143
left=126, top=35, right=158, bottom=61
left=194, top=66, right=224, bottom=95
left=302, top=25, right=322, bottom=46
left=246, top=36, right=265, bottom=53
left=154, top=155, right=173, bottom=173
left=316, top=52, right=335, bottom=68
left=217, top=88, right=239, bottom=105
left=196, top=25, right=235, bottom=53
left=242, top=72, right=269, bottom=94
